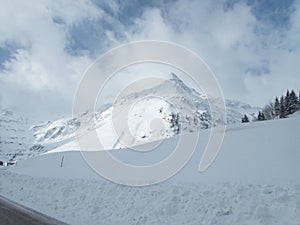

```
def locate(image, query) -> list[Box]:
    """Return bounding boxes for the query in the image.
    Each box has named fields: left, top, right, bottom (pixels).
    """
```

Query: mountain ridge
left=0, top=73, right=260, bottom=162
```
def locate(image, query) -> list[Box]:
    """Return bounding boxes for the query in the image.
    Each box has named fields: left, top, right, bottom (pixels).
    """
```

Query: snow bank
left=0, top=171, right=299, bottom=225
left=1, top=116, right=300, bottom=224
left=9, top=115, right=300, bottom=185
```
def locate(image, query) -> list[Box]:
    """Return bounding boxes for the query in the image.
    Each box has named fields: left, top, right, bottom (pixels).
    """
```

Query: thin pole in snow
left=60, top=156, right=64, bottom=168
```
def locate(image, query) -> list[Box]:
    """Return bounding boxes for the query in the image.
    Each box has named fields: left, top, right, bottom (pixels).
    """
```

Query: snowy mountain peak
left=170, top=73, right=207, bottom=99
left=1, top=73, right=260, bottom=161
left=170, top=72, right=184, bottom=84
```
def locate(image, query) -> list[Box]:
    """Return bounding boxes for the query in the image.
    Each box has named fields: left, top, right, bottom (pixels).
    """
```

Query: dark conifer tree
left=285, top=90, right=291, bottom=115
left=242, top=114, right=249, bottom=123
left=289, top=89, right=298, bottom=114
left=279, top=95, right=286, bottom=118
left=257, top=111, right=263, bottom=121
left=257, top=111, right=261, bottom=121
left=261, top=112, right=266, bottom=120
left=298, top=90, right=300, bottom=111
left=274, top=97, right=280, bottom=116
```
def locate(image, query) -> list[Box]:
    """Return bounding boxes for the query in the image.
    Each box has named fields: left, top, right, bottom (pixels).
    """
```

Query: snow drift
left=0, top=114, right=299, bottom=224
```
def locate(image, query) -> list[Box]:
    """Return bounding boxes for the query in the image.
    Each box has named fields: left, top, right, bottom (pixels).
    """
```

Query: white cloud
left=123, top=0, right=300, bottom=106
left=128, top=8, right=176, bottom=41
left=0, top=0, right=300, bottom=120
left=122, top=1, right=259, bottom=102
left=0, top=0, right=102, bottom=120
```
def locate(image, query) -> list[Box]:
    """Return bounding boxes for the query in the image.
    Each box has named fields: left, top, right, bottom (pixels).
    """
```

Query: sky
left=0, top=0, right=300, bottom=121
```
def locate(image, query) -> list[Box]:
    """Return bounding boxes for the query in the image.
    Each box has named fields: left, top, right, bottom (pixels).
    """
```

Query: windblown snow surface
left=1, top=116, right=300, bottom=225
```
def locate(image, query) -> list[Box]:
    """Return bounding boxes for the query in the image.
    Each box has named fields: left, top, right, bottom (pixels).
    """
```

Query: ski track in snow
left=0, top=170, right=300, bottom=225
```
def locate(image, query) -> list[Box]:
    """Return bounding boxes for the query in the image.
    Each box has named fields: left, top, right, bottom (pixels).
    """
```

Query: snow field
left=0, top=114, right=300, bottom=224
left=0, top=171, right=300, bottom=225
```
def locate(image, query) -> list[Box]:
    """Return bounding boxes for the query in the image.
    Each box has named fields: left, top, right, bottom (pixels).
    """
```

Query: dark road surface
left=0, top=195, right=68, bottom=225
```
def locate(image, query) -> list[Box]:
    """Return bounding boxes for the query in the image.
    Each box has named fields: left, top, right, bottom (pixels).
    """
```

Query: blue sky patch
left=0, top=47, right=13, bottom=70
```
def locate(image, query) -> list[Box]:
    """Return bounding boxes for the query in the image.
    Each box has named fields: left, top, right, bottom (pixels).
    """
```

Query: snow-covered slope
left=33, top=73, right=260, bottom=154
left=0, top=108, right=39, bottom=162
left=10, top=113, right=300, bottom=184
left=1, top=115, right=300, bottom=225
left=0, top=73, right=260, bottom=161
left=0, top=107, right=56, bottom=162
